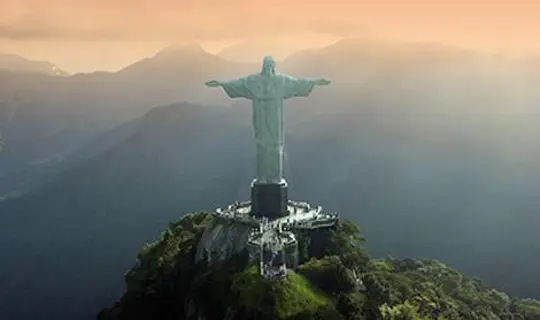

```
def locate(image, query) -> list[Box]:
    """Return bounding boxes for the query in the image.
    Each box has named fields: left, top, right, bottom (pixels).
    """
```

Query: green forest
left=98, top=212, right=540, bottom=320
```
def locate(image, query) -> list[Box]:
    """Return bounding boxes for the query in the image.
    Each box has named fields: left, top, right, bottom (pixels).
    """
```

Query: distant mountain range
left=216, top=38, right=336, bottom=62
left=1, top=37, right=539, bottom=207
left=0, top=39, right=488, bottom=193
left=0, top=43, right=251, bottom=182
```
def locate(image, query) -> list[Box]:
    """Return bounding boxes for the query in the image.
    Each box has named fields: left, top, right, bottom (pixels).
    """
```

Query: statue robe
left=219, top=73, right=317, bottom=183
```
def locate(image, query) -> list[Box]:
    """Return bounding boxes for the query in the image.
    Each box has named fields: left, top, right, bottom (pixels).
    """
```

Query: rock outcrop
left=195, top=218, right=253, bottom=264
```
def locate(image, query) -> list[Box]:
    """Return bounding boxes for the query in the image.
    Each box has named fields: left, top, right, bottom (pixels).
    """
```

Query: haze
left=2, top=2, right=540, bottom=319
left=1, top=0, right=540, bottom=72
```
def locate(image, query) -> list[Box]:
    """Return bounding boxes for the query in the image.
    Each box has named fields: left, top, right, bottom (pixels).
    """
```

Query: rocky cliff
left=194, top=218, right=253, bottom=264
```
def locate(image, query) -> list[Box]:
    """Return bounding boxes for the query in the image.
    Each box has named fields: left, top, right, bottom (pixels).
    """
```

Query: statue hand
left=314, top=78, right=331, bottom=86
left=205, top=80, right=221, bottom=87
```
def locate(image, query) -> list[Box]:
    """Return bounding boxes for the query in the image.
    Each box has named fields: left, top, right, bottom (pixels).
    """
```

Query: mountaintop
left=98, top=212, right=540, bottom=320
left=116, top=43, right=253, bottom=80
left=0, top=53, right=68, bottom=76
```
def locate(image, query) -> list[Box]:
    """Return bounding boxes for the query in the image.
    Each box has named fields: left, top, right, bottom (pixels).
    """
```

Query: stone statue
left=205, top=56, right=330, bottom=184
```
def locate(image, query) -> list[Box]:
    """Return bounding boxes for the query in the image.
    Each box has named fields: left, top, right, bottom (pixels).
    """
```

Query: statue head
left=261, top=55, right=276, bottom=76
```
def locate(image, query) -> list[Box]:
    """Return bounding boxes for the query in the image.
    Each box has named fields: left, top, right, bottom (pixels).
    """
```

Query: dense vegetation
left=98, top=212, right=540, bottom=320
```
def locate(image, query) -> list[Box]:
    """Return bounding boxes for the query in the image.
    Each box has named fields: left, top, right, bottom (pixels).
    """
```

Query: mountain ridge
left=0, top=53, right=68, bottom=76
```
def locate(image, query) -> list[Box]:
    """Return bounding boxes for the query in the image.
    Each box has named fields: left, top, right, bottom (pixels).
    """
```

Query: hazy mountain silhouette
left=0, top=44, right=253, bottom=193
left=0, top=53, right=68, bottom=76
left=0, top=39, right=495, bottom=177
left=0, top=116, right=140, bottom=200
left=2, top=39, right=540, bottom=319
left=217, top=38, right=335, bottom=63
left=281, top=38, right=478, bottom=77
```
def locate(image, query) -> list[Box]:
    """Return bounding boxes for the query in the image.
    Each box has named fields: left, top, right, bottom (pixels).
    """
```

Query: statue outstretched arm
left=205, top=78, right=252, bottom=99
left=282, top=76, right=331, bottom=99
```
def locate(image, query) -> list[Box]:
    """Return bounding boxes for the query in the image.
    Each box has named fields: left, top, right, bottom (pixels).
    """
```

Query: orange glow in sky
left=1, top=0, right=539, bottom=72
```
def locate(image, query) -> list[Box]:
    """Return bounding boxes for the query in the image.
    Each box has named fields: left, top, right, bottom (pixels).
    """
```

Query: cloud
left=304, top=19, right=365, bottom=36
left=0, top=18, right=363, bottom=41
left=0, top=1, right=364, bottom=40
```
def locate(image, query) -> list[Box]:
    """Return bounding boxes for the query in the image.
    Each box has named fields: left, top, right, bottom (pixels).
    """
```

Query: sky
left=1, top=0, right=539, bottom=72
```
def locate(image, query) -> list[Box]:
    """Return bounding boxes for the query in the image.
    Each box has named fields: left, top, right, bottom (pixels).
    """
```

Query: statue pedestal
left=251, top=179, right=288, bottom=219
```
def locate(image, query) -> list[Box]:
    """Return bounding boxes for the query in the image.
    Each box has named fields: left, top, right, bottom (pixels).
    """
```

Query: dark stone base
left=251, top=180, right=288, bottom=219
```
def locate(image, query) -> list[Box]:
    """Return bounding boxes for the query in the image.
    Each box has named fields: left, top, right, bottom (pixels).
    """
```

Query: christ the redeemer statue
left=205, top=55, right=330, bottom=185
